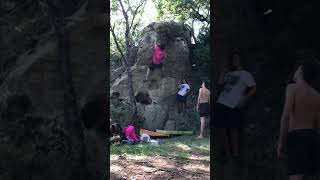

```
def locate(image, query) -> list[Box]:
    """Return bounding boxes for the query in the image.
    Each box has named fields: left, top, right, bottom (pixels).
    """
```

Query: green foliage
left=110, top=99, right=145, bottom=128
left=110, top=43, right=123, bottom=67
left=110, top=99, right=131, bottom=125
left=156, top=0, right=210, bottom=23
left=110, top=0, right=147, bottom=65
left=193, top=30, right=210, bottom=78
left=183, top=110, right=201, bottom=132
left=155, top=0, right=210, bottom=39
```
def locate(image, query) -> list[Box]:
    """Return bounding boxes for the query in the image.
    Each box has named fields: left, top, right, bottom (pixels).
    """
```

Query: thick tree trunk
left=124, top=3, right=138, bottom=115
left=126, top=65, right=137, bottom=115
left=40, top=1, right=90, bottom=179
left=110, top=25, right=137, bottom=116
left=56, top=13, right=88, bottom=180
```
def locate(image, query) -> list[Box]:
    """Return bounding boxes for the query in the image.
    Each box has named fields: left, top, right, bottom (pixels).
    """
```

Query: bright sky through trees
left=111, top=0, right=202, bottom=39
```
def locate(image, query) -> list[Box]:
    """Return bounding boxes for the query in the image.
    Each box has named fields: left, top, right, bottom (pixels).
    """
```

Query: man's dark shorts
left=212, top=103, right=244, bottom=128
left=149, top=61, right=163, bottom=71
left=199, top=103, right=210, bottom=117
left=176, top=94, right=187, bottom=102
left=287, top=129, right=320, bottom=176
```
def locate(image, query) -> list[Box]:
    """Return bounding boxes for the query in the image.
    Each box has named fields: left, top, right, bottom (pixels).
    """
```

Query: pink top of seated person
left=123, top=125, right=140, bottom=143
left=153, top=45, right=166, bottom=65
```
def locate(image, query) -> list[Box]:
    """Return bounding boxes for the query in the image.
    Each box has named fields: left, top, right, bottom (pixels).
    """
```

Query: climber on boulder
left=144, top=39, right=166, bottom=82
left=177, top=78, right=190, bottom=113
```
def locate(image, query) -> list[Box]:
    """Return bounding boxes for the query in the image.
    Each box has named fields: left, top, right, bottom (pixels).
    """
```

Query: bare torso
left=199, top=88, right=210, bottom=104
left=289, top=83, right=320, bottom=131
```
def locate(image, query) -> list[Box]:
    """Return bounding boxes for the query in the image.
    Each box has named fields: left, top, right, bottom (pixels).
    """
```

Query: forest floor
left=110, top=136, right=210, bottom=180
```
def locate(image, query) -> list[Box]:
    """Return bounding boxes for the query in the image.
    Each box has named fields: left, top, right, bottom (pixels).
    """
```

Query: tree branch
left=119, top=0, right=128, bottom=13
left=118, top=0, right=130, bottom=49
left=110, top=24, right=127, bottom=66
left=190, top=5, right=208, bottom=23
left=191, top=20, right=198, bottom=44
left=129, top=0, right=146, bottom=31
left=131, top=2, right=146, bottom=36
left=118, top=0, right=129, bottom=24
left=127, top=0, right=131, bottom=11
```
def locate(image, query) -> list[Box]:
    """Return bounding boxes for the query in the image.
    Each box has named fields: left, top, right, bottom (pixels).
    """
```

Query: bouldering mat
left=156, top=130, right=193, bottom=135
left=140, top=129, right=170, bottom=137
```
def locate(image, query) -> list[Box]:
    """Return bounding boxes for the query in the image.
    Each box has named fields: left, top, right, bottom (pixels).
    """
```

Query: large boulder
left=111, top=22, right=192, bottom=131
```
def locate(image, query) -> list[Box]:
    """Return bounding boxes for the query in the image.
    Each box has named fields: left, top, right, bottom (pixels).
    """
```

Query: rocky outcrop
left=111, top=21, right=192, bottom=131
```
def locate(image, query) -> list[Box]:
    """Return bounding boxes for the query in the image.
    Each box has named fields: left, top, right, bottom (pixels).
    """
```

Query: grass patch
left=174, top=151, right=188, bottom=159
left=110, top=136, right=210, bottom=160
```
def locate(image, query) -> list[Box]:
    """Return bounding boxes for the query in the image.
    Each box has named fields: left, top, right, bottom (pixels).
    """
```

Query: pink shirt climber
left=153, top=45, right=166, bottom=65
left=123, top=125, right=140, bottom=143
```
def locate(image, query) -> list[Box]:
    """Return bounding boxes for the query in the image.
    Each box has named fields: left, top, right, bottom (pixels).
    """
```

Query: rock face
left=111, top=22, right=192, bottom=131
left=0, top=2, right=107, bottom=180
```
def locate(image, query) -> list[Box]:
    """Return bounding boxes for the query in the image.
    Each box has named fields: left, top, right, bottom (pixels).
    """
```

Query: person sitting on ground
left=144, top=39, right=166, bottom=82
left=110, top=119, right=122, bottom=145
left=122, top=121, right=140, bottom=144
left=196, top=80, right=210, bottom=138
left=277, top=61, right=320, bottom=180
left=177, top=78, right=191, bottom=114
left=213, top=50, right=256, bottom=161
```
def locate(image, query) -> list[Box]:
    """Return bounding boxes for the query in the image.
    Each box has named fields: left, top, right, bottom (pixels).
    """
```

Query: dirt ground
left=110, top=153, right=210, bottom=179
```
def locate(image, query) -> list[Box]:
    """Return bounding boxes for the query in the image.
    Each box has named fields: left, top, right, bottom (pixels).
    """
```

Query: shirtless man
left=277, top=61, right=320, bottom=180
left=197, top=80, right=210, bottom=138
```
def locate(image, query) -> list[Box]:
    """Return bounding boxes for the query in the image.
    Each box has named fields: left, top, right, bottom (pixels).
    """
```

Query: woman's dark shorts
left=149, top=61, right=163, bottom=71
left=212, top=103, right=243, bottom=128
left=176, top=94, right=187, bottom=102
left=199, top=103, right=210, bottom=117
left=287, top=129, right=320, bottom=176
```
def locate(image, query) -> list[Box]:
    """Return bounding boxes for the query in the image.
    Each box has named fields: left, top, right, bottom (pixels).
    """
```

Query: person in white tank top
left=176, top=79, right=190, bottom=113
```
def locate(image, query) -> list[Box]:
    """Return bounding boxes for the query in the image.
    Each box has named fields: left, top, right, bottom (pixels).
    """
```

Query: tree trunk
left=191, top=20, right=197, bottom=44
left=110, top=23, right=137, bottom=116
left=126, top=65, right=137, bottom=115
left=124, top=26, right=137, bottom=115
left=123, top=0, right=138, bottom=116
left=55, top=13, right=88, bottom=180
